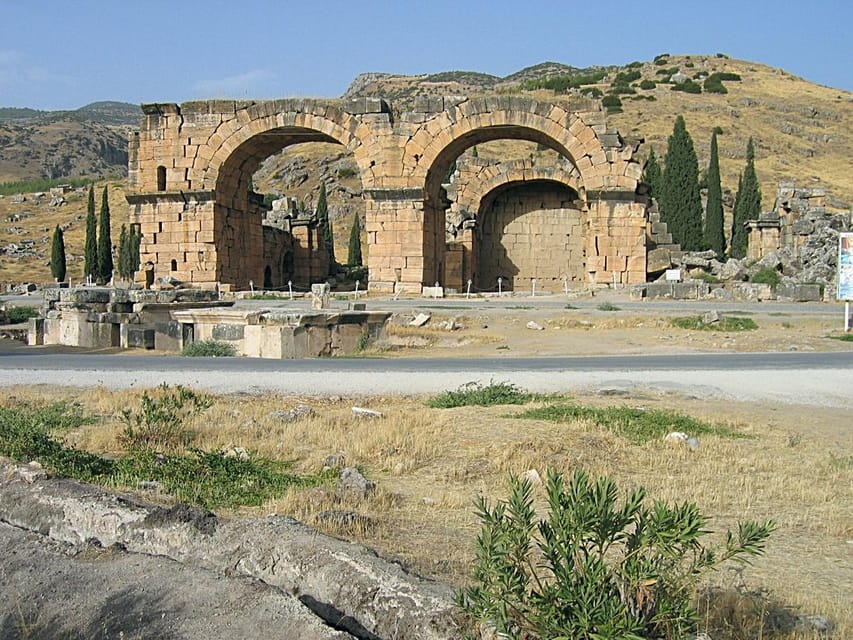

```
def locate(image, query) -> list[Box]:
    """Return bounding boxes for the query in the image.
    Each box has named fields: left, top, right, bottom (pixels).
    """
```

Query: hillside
left=0, top=102, right=141, bottom=184
left=2, top=56, right=852, bottom=285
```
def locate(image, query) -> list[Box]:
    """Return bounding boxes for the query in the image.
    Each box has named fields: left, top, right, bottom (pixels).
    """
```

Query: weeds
left=0, top=391, right=324, bottom=509
left=671, top=316, right=758, bottom=332
left=597, top=302, right=621, bottom=311
left=118, top=384, right=211, bottom=451
left=5, top=306, right=39, bottom=324
left=427, top=381, right=535, bottom=408
left=515, top=403, right=747, bottom=444
left=831, top=333, right=853, bottom=342
left=181, top=340, right=237, bottom=357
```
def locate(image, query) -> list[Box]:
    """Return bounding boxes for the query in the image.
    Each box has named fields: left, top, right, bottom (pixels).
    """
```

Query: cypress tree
left=50, top=225, right=67, bottom=283
left=703, top=131, right=725, bottom=255
left=97, top=186, right=113, bottom=283
left=660, top=116, right=705, bottom=251
left=117, top=224, right=129, bottom=280
left=348, top=215, right=363, bottom=267
left=131, top=226, right=141, bottom=276
left=316, top=183, right=335, bottom=272
left=730, top=138, right=762, bottom=258
left=83, top=185, right=97, bottom=282
left=642, top=147, right=663, bottom=200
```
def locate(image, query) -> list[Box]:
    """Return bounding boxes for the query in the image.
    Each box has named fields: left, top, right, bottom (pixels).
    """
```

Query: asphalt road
left=2, top=342, right=851, bottom=408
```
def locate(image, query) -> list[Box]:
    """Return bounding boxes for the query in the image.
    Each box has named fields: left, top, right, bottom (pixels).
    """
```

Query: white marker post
left=466, top=279, right=472, bottom=300
left=498, top=277, right=503, bottom=297
left=354, top=280, right=360, bottom=300
left=563, top=275, right=568, bottom=297
left=288, top=280, right=293, bottom=300
left=249, top=280, right=254, bottom=296
left=531, top=278, right=536, bottom=298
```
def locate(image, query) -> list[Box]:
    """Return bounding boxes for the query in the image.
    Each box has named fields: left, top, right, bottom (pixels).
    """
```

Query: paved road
left=2, top=342, right=851, bottom=408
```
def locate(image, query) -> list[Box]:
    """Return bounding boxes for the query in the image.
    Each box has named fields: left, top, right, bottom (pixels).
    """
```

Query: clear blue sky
left=1, top=0, right=850, bottom=110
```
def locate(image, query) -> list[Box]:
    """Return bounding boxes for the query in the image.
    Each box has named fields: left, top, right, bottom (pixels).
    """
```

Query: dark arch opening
left=157, top=166, right=167, bottom=191
left=263, top=265, right=273, bottom=289
left=170, top=259, right=177, bottom=271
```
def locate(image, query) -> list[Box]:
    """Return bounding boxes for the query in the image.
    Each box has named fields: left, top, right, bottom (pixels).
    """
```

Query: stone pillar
left=364, top=188, right=432, bottom=294
left=747, top=216, right=782, bottom=261
left=585, top=192, right=648, bottom=285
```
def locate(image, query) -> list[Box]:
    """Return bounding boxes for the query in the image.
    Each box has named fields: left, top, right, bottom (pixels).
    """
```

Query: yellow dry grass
left=5, top=383, right=849, bottom=638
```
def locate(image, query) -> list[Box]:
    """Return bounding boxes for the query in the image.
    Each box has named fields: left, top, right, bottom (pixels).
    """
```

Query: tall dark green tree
left=97, top=187, right=113, bottom=283
left=83, top=185, right=97, bottom=282
left=642, top=147, right=663, bottom=200
left=703, top=131, right=725, bottom=255
left=660, top=116, right=705, bottom=251
left=316, top=182, right=335, bottom=273
left=730, top=138, right=762, bottom=259
left=117, top=224, right=129, bottom=280
left=130, top=226, right=141, bottom=276
left=348, top=214, right=363, bottom=267
left=50, top=225, right=67, bottom=283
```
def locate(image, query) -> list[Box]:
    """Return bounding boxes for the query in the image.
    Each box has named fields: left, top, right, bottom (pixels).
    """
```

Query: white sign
left=839, top=233, right=853, bottom=301
left=665, top=269, right=681, bottom=282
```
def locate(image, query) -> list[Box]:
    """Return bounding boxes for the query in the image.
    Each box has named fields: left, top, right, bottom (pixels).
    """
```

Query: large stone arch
left=128, top=96, right=648, bottom=292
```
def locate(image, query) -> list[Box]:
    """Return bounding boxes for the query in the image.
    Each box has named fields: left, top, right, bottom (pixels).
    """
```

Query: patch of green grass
left=0, top=399, right=325, bottom=509
left=564, top=303, right=578, bottom=310
left=749, top=268, right=782, bottom=287
left=831, top=333, right=853, bottom=342
left=5, top=306, right=39, bottom=324
left=181, top=340, right=237, bottom=357
left=0, top=177, right=90, bottom=196
left=515, top=404, right=747, bottom=444
left=693, top=272, right=721, bottom=284
left=671, top=316, right=758, bottom=331
left=597, top=302, right=621, bottom=311
left=427, top=381, right=535, bottom=409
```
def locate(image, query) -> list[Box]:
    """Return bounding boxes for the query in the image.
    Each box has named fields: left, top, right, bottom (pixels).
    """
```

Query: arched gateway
left=127, top=96, right=648, bottom=292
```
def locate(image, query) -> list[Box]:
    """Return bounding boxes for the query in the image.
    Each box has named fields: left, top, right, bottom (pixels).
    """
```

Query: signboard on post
left=839, top=233, right=853, bottom=301
left=838, top=233, right=853, bottom=332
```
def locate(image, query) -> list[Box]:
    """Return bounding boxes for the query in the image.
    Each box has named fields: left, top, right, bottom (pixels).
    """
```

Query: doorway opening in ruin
left=214, top=132, right=363, bottom=290
left=424, top=130, right=585, bottom=293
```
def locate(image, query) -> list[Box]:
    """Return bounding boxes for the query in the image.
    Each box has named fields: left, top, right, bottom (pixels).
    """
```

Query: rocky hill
left=0, top=102, right=140, bottom=183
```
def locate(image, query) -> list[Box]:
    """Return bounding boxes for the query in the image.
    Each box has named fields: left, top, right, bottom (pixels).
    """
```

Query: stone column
left=364, top=188, right=435, bottom=294
left=585, top=192, right=649, bottom=285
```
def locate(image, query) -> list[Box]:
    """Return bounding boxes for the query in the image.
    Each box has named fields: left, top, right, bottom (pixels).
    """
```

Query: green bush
left=653, top=53, right=671, bottom=65
left=613, top=70, right=641, bottom=85
left=5, top=305, right=39, bottom=324
left=580, top=87, right=603, bottom=98
left=609, top=84, right=636, bottom=95
left=119, top=384, right=211, bottom=451
left=703, top=75, right=728, bottom=94
left=749, top=267, right=782, bottom=287
left=601, top=95, right=622, bottom=114
left=639, top=79, right=656, bottom=90
left=337, top=166, right=358, bottom=179
left=597, top=301, right=620, bottom=311
left=427, top=381, right=535, bottom=409
left=671, top=80, right=702, bottom=94
left=459, top=469, right=775, bottom=640
left=181, top=340, right=237, bottom=357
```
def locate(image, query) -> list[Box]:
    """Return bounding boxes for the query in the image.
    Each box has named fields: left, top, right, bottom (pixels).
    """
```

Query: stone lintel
left=125, top=190, right=216, bottom=205
left=141, top=103, right=180, bottom=116
left=344, top=97, right=391, bottom=115
left=587, top=189, right=639, bottom=202
left=364, top=187, right=424, bottom=201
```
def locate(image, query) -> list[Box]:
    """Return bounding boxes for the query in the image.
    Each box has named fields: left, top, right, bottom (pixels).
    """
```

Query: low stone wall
left=173, top=308, right=391, bottom=358
left=631, top=281, right=822, bottom=302
left=26, top=287, right=390, bottom=358
left=0, top=460, right=462, bottom=640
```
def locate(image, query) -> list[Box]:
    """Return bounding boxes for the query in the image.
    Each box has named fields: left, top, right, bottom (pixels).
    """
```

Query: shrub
left=337, top=166, right=358, bottom=179
left=654, top=53, right=671, bottom=65
left=459, top=469, right=775, bottom=640
left=671, top=315, right=759, bottom=332
left=580, top=87, right=603, bottom=98
left=703, top=75, right=728, bottom=94
left=182, top=340, right=237, bottom=357
left=6, top=305, right=39, bottom=324
left=613, top=70, right=641, bottom=85
left=427, top=381, right=535, bottom=409
left=601, top=95, right=622, bottom=114
left=118, top=384, right=212, bottom=451
left=597, top=301, right=620, bottom=311
left=672, top=80, right=702, bottom=94
left=749, top=267, right=782, bottom=287
left=609, top=85, right=636, bottom=95
left=639, top=79, right=656, bottom=90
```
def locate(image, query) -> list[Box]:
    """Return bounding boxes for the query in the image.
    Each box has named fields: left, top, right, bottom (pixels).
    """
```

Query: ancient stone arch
left=127, top=96, right=648, bottom=292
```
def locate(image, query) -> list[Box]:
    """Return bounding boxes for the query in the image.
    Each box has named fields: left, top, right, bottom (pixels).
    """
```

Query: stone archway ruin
left=127, top=96, right=648, bottom=293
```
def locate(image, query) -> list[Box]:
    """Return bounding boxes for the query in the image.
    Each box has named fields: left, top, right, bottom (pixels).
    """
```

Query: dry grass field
left=3, top=377, right=850, bottom=639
